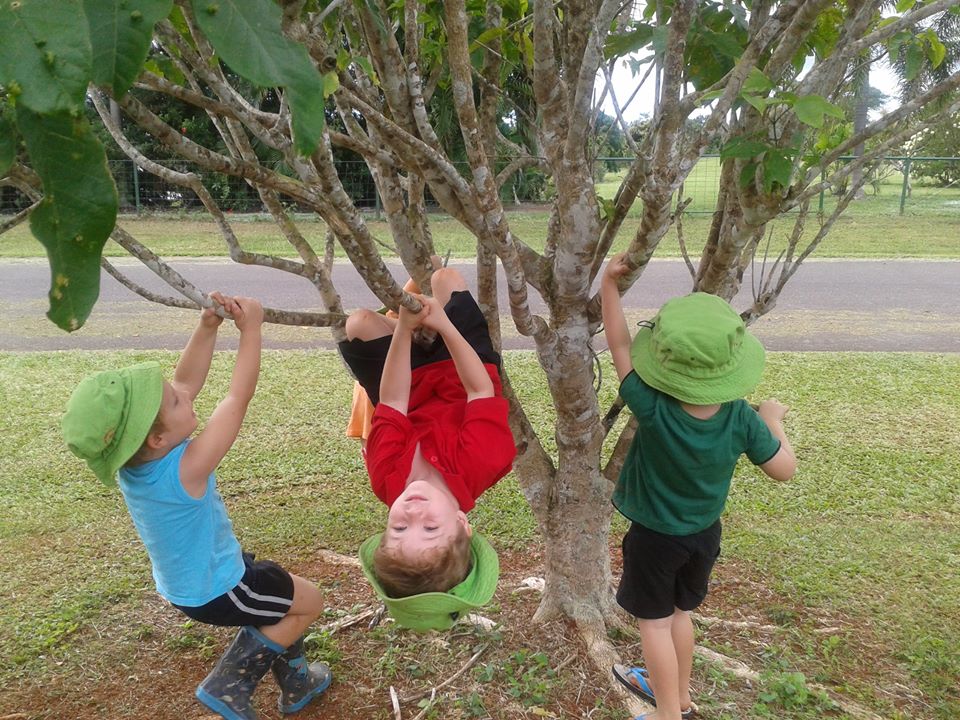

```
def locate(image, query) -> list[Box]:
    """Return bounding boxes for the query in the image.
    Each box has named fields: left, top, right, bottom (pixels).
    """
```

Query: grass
left=1, top=350, right=958, bottom=718
left=2, top=176, right=959, bottom=260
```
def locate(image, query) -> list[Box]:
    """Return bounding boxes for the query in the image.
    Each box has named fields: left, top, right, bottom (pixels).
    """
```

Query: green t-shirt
left=612, top=372, right=781, bottom=536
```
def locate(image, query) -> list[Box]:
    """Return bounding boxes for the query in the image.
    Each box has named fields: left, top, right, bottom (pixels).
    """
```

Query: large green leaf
left=793, top=94, right=844, bottom=129
left=191, top=0, right=325, bottom=154
left=762, top=150, right=794, bottom=193
left=0, top=0, right=92, bottom=113
left=16, top=107, right=117, bottom=331
left=83, top=0, right=173, bottom=96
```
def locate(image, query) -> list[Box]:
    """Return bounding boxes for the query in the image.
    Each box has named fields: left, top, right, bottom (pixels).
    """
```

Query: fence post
left=899, top=158, right=911, bottom=216
left=374, top=189, right=381, bottom=221
left=132, top=161, right=141, bottom=214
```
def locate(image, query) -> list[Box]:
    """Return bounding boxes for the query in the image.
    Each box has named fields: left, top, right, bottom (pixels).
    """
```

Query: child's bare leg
left=345, top=308, right=397, bottom=341
left=258, top=574, right=323, bottom=648
left=671, top=608, right=695, bottom=710
left=638, top=615, right=684, bottom=719
left=430, top=267, right=468, bottom=307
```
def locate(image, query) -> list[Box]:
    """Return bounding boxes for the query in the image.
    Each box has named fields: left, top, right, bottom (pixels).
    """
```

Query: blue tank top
left=118, top=440, right=245, bottom=606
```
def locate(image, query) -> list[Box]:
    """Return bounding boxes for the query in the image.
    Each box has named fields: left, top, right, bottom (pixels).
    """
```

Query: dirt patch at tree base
left=0, top=548, right=925, bottom=720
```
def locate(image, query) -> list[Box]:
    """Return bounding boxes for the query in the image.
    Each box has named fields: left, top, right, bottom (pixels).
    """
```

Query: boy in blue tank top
left=601, top=254, right=797, bottom=720
left=62, top=293, right=331, bottom=720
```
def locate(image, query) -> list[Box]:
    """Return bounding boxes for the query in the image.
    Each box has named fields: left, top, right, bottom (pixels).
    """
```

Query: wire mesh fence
left=2, top=156, right=958, bottom=218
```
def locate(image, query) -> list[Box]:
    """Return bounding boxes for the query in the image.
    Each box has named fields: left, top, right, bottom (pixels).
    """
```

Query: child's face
left=156, top=381, right=198, bottom=445
left=384, top=480, right=470, bottom=555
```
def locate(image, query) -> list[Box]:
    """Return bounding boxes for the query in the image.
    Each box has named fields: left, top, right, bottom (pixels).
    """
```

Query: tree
left=2, top=1, right=960, bottom=714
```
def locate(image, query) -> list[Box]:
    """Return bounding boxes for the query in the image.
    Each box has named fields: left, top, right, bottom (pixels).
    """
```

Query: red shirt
left=365, top=360, right=516, bottom=511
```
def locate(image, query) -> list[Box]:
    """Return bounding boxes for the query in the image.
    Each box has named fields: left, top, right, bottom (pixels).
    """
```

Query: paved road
left=1, top=258, right=958, bottom=351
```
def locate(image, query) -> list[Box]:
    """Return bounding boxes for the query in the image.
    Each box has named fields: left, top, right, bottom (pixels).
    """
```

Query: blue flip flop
left=612, top=664, right=656, bottom=705
left=613, top=664, right=698, bottom=718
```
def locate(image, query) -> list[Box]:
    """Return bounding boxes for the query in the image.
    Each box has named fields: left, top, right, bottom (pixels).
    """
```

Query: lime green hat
left=359, top=532, right=499, bottom=632
left=630, top=292, right=765, bottom=404
left=61, top=362, right=164, bottom=486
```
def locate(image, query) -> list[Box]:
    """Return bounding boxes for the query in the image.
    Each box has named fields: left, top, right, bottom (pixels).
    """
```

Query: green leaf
left=0, top=0, right=92, bottom=113
left=739, top=160, right=758, bottom=188
left=762, top=150, right=793, bottom=193
left=352, top=55, right=377, bottom=83
left=720, top=137, right=768, bottom=160
left=793, top=94, right=843, bottom=129
left=923, top=31, right=947, bottom=69
left=320, top=70, right=339, bottom=98
left=895, top=0, right=916, bottom=11
left=742, top=67, right=773, bottom=95
left=697, top=88, right=725, bottom=106
left=700, top=28, right=743, bottom=60
left=16, top=107, right=118, bottom=331
left=904, top=42, right=924, bottom=81
left=469, top=26, right=505, bottom=53
left=603, top=24, right=653, bottom=60
left=191, top=0, right=325, bottom=155
left=143, top=56, right=186, bottom=85
left=742, top=94, right=768, bottom=112
left=83, top=0, right=173, bottom=96
left=0, top=112, right=16, bottom=177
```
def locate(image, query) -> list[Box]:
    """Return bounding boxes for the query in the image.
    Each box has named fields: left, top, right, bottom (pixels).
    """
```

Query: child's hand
left=201, top=291, right=229, bottom=328
left=604, top=252, right=631, bottom=282
left=232, top=297, right=264, bottom=332
left=415, top=295, right=452, bottom=332
left=758, top=399, right=790, bottom=422
left=397, top=302, right=427, bottom=331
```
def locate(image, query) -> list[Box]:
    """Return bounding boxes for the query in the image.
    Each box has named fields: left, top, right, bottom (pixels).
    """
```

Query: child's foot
left=612, top=665, right=697, bottom=717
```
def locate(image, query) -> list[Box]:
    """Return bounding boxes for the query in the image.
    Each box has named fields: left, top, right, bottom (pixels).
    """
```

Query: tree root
left=525, top=577, right=885, bottom=720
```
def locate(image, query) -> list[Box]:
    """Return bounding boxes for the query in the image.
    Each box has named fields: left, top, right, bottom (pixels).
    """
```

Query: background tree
left=2, top=0, right=959, bottom=713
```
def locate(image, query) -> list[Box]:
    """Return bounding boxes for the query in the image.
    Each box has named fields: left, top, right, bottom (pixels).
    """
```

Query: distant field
left=2, top=201, right=957, bottom=260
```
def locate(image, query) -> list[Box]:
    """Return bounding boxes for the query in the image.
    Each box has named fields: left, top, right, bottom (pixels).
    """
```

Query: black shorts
left=338, top=290, right=501, bottom=405
left=172, top=553, right=294, bottom=628
left=616, top=520, right=721, bottom=620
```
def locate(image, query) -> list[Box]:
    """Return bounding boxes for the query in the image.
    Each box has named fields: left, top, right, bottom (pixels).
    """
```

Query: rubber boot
left=271, top=636, right=333, bottom=713
left=195, top=626, right=284, bottom=720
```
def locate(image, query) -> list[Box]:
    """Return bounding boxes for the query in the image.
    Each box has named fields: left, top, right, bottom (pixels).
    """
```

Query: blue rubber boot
left=271, top=636, right=333, bottom=713
left=195, top=626, right=284, bottom=720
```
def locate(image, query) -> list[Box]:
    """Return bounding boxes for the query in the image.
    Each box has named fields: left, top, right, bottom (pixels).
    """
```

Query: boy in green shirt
left=601, top=254, right=796, bottom=720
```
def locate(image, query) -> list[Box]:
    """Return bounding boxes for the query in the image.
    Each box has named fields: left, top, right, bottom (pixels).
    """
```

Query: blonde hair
left=124, top=412, right=165, bottom=467
left=373, top=525, right=472, bottom=597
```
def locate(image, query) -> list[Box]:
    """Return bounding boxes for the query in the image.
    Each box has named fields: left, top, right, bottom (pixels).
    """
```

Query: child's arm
left=601, top=253, right=634, bottom=381
left=756, top=399, right=797, bottom=481
left=418, top=295, right=494, bottom=401
left=180, top=296, right=263, bottom=495
left=378, top=304, right=424, bottom=415
left=174, top=291, right=232, bottom=400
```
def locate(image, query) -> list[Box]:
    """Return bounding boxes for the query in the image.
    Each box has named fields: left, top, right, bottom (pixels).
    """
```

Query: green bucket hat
left=359, top=532, right=499, bottom=632
left=630, top=292, right=765, bottom=404
left=61, top=362, right=164, bottom=486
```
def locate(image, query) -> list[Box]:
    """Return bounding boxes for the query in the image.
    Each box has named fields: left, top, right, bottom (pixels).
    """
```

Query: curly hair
left=372, top=525, right=472, bottom=598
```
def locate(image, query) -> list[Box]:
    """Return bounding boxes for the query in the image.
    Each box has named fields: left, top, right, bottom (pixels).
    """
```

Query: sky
left=599, top=57, right=903, bottom=123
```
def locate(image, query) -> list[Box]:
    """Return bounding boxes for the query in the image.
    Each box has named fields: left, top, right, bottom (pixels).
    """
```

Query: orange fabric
left=345, top=381, right=376, bottom=440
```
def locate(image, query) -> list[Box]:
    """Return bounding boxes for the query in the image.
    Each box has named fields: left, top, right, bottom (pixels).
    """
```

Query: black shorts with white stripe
left=172, top=552, right=294, bottom=627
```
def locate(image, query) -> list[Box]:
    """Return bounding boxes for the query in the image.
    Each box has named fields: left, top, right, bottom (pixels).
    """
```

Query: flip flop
left=613, top=664, right=699, bottom=718
left=613, top=664, right=656, bottom=704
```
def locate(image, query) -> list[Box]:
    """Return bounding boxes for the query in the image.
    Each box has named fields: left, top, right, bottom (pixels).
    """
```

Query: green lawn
left=2, top=179, right=958, bottom=259
left=1, top=351, right=958, bottom=718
